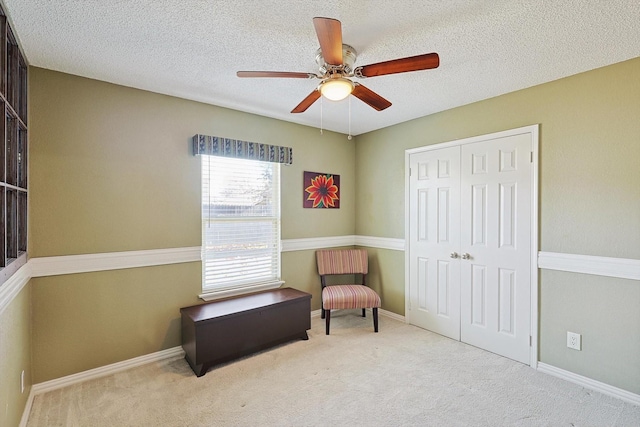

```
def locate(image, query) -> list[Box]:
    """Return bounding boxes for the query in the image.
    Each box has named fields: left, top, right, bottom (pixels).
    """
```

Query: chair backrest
left=316, top=249, right=368, bottom=275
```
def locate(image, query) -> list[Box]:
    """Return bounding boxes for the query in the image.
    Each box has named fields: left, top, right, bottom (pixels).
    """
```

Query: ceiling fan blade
left=291, top=90, right=321, bottom=113
left=356, top=52, right=439, bottom=77
left=237, top=71, right=316, bottom=79
left=313, top=17, right=343, bottom=66
left=352, top=84, right=392, bottom=111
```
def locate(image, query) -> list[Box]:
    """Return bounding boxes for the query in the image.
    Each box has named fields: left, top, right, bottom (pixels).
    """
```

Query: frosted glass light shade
left=320, top=78, right=354, bottom=101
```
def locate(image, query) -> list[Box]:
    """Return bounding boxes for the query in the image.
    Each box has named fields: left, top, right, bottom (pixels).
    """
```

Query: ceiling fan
left=237, top=17, right=439, bottom=114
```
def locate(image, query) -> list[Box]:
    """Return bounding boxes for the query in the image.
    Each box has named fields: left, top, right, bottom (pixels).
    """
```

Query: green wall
left=3, top=56, right=639, bottom=424
left=355, top=57, right=640, bottom=393
left=28, top=67, right=356, bottom=383
left=0, top=284, right=31, bottom=427
left=29, top=68, right=355, bottom=257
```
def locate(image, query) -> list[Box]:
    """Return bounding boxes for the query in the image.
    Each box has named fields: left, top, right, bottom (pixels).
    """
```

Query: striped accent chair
left=316, top=249, right=381, bottom=335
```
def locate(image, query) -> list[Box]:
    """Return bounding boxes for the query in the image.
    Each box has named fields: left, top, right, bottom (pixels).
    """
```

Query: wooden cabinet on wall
left=0, top=10, right=28, bottom=274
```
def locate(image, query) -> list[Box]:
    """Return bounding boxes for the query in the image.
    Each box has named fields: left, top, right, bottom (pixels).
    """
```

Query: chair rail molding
left=281, top=235, right=406, bottom=252
left=0, top=262, right=31, bottom=316
left=281, top=235, right=355, bottom=252
left=354, top=235, right=405, bottom=251
left=6, top=247, right=635, bottom=316
left=282, top=235, right=404, bottom=252
left=1, top=237, right=407, bottom=314
left=29, top=247, right=202, bottom=278
left=538, top=251, right=640, bottom=281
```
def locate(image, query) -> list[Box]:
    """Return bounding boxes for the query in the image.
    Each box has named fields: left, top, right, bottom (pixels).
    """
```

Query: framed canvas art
left=303, top=171, right=340, bottom=208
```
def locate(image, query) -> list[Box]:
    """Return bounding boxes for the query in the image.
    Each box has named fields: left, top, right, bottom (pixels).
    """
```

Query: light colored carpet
left=27, top=312, right=640, bottom=426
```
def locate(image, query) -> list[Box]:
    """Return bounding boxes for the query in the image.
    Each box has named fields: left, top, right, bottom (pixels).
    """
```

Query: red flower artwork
left=304, top=171, right=340, bottom=208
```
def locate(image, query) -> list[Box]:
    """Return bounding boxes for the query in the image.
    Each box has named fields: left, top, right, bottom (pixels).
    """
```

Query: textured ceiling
left=4, top=0, right=640, bottom=136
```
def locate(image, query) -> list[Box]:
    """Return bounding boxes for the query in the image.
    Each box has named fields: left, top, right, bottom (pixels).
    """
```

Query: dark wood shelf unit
left=0, top=6, right=28, bottom=276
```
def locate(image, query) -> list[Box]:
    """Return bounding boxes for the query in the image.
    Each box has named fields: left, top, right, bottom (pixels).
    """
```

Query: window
left=0, top=10, right=29, bottom=286
left=201, top=155, right=281, bottom=297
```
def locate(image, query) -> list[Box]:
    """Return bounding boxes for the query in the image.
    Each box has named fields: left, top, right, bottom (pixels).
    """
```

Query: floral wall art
left=303, top=171, right=340, bottom=208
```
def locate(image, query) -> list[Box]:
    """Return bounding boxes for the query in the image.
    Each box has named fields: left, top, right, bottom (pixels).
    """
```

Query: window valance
left=192, top=134, right=293, bottom=165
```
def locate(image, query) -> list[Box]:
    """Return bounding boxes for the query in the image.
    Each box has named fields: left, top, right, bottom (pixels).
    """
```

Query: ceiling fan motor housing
left=316, top=44, right=357, bottom=75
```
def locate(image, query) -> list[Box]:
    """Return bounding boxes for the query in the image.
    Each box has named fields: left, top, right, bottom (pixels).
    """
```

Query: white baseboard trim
left=29, top=246, right=201, bottom=278
left=538, top=251, right=640, bottom=281
left=379, top=308, right=406, bottom=322
left=19, top=388, right=35, bottom=427
left=21, top=346, right=185, bottom=426
left=537, top=362, right=640, bottom=406
left=23, top=307, right=402, bottom=398
left=30, top=346, right=185, bottom=396
left=18, top=387, right=35, bottom=427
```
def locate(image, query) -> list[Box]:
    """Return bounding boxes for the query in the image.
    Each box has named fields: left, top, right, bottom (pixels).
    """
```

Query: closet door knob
left=450, top=252, right=459, bottom=259
left=461, top=253, right=471, bottom=260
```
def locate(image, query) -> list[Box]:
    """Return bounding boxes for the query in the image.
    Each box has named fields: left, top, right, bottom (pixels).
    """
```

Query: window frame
left=198, top=155, right=283, bottom=301
left=0, top=11, right=28, bottom=287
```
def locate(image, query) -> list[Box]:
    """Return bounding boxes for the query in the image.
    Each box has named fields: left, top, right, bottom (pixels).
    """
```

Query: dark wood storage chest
left=180, top=287, right=311, bottom=377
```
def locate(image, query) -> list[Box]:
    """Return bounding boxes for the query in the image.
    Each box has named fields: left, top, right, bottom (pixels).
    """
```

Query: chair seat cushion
left=322, top=285, right=381, bottom=310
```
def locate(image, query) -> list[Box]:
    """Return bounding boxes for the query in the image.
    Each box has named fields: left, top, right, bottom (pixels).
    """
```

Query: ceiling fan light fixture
left=319, top=77, right=354, bottom=101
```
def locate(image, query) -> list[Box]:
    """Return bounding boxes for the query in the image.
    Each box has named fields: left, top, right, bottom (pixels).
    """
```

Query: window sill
left=199, top=281, right=284, bottom=301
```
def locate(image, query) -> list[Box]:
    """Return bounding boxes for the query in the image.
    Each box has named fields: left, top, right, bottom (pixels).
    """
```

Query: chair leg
left=325, top=310, right=331, bottom=335
left=362, top=308, right=366, bottom=317
left=373, top=307, right=379, bottom=332
left=321, top=307, right=325, bottom=319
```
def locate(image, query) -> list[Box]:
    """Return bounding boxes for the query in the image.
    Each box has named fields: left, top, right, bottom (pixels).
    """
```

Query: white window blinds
left=201, top=156, right=281, bottom=292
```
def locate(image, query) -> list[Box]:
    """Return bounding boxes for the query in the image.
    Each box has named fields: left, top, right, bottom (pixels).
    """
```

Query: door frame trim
left=404, top=124, right=539, bottom=368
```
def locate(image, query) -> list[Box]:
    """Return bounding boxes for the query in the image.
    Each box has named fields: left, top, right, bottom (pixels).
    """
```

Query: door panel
left=460, top=134, right=531, bottom=364
left=408, top=146, right=461, bottom=339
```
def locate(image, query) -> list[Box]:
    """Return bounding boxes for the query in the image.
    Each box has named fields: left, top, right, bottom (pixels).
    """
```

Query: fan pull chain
left=347, top=96, right=352, bottom=140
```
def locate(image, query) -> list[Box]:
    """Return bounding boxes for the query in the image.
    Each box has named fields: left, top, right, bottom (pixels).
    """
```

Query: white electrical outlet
left=567, top=331, right=582, bottom=350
